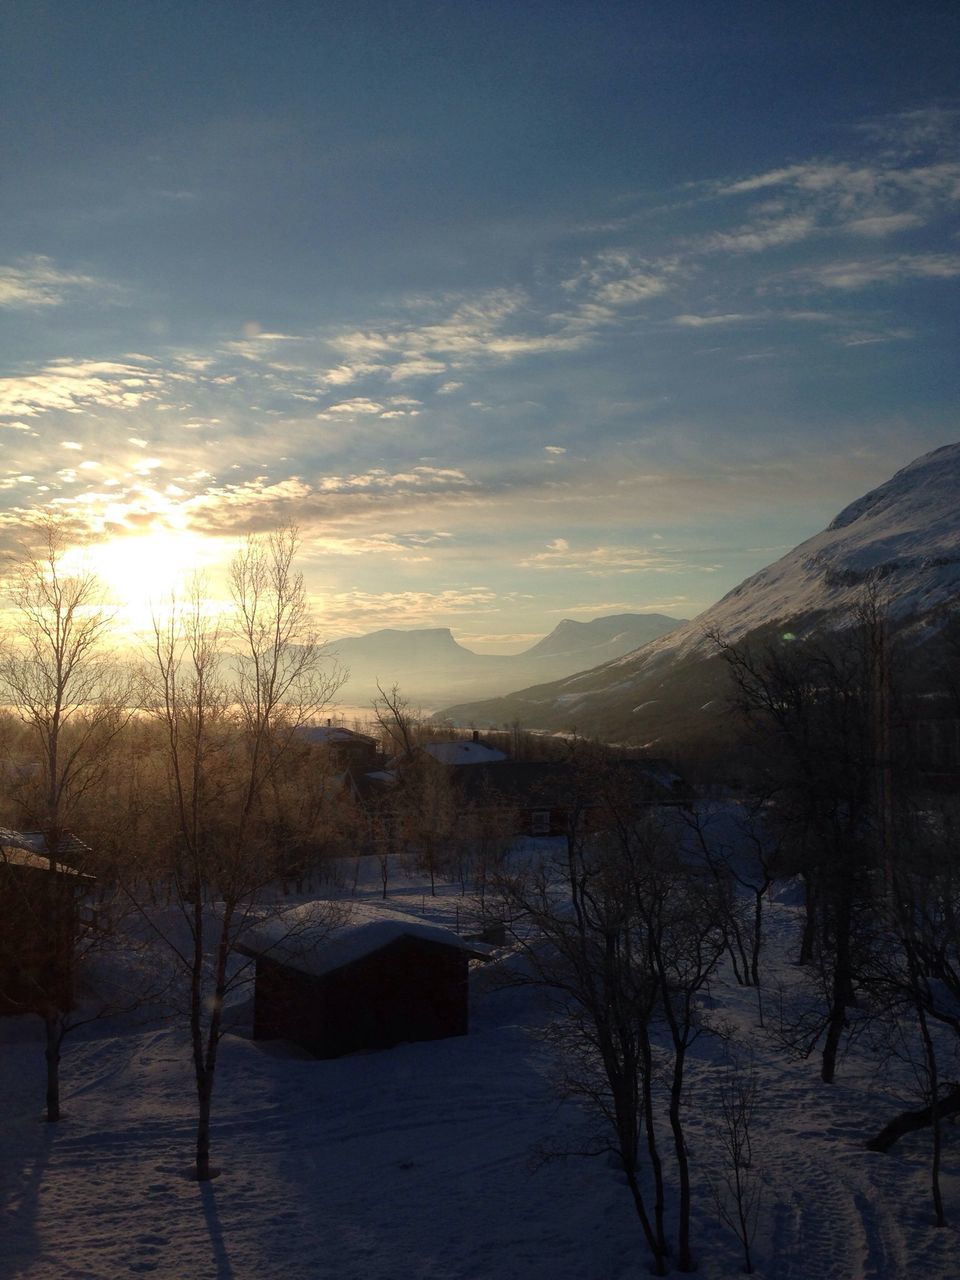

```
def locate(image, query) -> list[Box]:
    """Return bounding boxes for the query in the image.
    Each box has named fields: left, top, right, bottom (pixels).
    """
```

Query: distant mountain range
left=327, top=614, right=681, bottom=709
left=440, top=442, right=960, bottom=743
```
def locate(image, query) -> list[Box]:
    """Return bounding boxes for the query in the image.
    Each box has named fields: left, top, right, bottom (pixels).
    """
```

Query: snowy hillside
left=631, top=439, right=960, bottom=665
left=442, top=442, right=960, bottom=741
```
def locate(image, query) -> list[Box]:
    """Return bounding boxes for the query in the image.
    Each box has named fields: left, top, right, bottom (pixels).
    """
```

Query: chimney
left=472, top=730, right=479, bottom=743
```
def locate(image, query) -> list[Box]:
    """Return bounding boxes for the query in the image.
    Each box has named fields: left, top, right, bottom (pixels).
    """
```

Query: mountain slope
left=441, top=442, right=960, bottom=741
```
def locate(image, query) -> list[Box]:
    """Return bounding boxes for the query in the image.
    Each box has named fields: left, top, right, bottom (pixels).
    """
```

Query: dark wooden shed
left=242, top=908, right=485, bottom=1059
left=0, top=835, right=93, bottom=1016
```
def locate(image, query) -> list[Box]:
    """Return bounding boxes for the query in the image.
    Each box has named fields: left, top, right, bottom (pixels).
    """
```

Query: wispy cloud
left=703, top=214, right=817, bottom=255
left=671, top=312, right=756, bottom=328
left=852, top=106, right=960, bottom=159
left=324, top=286, right=593, bottom=380
left=0, top=256, right=111, bottom=309
left=0, top=359, right=167, bottom=417
left=519, top=541, right=721, bottom=576
left=326, top=587, right=499, bottom=635
left=790, top=252, right=960, bottom=291
left=706, top=155, right=960, bottom=260
left=562, top=251, right=681, bottom=306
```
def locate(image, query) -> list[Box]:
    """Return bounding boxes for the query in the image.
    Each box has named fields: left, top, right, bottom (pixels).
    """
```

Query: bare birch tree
left=498, top=763, right=725, bottom=1275
left=0, top=515, right=132, bottom=1119
left=140, top=526, right=345, bottom=1180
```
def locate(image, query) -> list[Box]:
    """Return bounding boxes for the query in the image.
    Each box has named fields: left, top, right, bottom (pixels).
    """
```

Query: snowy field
left=2, top=848, right=958, bottom=1280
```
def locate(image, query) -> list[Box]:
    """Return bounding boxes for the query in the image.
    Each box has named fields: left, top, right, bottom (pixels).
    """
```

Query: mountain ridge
left=328, top=612, right=683, bottom=708
left=439, top=442, right=960, bottom=741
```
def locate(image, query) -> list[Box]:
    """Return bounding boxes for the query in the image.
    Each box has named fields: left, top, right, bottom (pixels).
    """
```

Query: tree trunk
left=624, top=1164, right=667, bottom=1277
left=750, top=888, right=763, bottom=986
left=195, top=1069, right=214, bottom=1181
left=669, top=1050, right=693, bottom=1272
left=865, top=1084, right=960, bottom=1152
left=798, top=872, right=817, bottom=966
left=641, top=1033, right=668, bottom=1263
left=821, top=884, right=854, bottom=1084
left=44, top=1012, right=62, bottom=1122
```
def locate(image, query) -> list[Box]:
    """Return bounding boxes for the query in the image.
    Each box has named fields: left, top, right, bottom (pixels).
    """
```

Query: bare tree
left=394, top=754, right=456, bottom=896
left=0, top=515, right=133, bottom=1119
left=371, top=681, right=419, bottom=761
left=0, top=516, right=132, bottom=847
left=685, top=797, right=781, bottom=1011
left=864, top=805, right=960, bottom=1226
left=497, top=761, right=725, bottom=1275
left=711, top=603, right=896, bottom=1084
left=709, top=1056, right=763, bottom=1274
left=138, top=527, right=345, bottom=1180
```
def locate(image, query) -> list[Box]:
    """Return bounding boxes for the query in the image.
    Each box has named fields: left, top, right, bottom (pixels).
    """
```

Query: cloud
left=325, top=587, right=499, bottom=634
left=519, top=542, right=721, bottom=576
left=672, top=313, right=754, bottom=328
left=841, top=212, right=925, bottom=238
left=179, top=463, right=480, bottom=539
left=322, top=362, right=386, bottom=386
left=563, top=251, right=680, bottom=306
left=321, top=398, right=385, bottom=416
left=389, top=359, right=448, bottom=381
left=703, top=214, right=817, bottom=255
left=791, top=252, right=960, bottom=291
left=549, top=599, right=694, bottom=617
left=853, top=106, right=960, bottom=158
left=0, top=256, right=109, bottom=309
left=0, top=359, right=167, bottom=418
left=706, top=154, right=960, bottom=260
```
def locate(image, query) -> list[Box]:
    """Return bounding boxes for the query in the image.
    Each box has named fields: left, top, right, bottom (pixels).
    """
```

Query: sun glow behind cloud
left=62, top=527, right=232, bottom=642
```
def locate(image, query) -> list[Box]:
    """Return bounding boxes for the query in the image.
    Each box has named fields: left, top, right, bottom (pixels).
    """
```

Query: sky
left=1, top=1, right=958, bottom=652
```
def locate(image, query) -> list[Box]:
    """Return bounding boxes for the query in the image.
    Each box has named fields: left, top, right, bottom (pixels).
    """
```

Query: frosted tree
left=140, top=527, right=345, bottom=1179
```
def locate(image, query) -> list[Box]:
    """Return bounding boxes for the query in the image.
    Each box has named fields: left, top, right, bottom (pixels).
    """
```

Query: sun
left=79, top=528, right=230, bottom=641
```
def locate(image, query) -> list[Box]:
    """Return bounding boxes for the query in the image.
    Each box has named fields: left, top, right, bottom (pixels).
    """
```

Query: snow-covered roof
left=299, top=725, right=377, bottom=747
left=240, top=901, right=489, bottom=978
left=422, top=740, right=507, bottom=765
left=0, top=835, right=92, bottom=879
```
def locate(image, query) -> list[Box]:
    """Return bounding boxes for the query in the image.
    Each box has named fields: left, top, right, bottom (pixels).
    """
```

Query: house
left=0, top=830, right=94, bottom=1016
left=420, top=735, right=507, bottom=767
left=450, top=757, right=690, bottom=838
left=240, top=903, right=488, bottom=1059
left=298, top=723, right=382, bottom=772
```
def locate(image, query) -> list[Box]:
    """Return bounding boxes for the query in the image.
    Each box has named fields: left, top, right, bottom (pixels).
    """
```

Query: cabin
left=451, top=757, right=690, bottom=838
left=419, top=736, right=507, bottom=767
left=240, top=904, right=488, bottom=1059
left=298, top=723, right=382, bottom=772
left=0, top=831, right=93, bottom=1016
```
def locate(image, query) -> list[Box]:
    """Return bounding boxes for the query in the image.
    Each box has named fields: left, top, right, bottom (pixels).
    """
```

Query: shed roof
left=17, top=830, right=94, bottom=866
left=0, top=835, right=93, bottom=879
left=422, top=741, right=507, bottom=765
left=298, top=725, right=378, bottom=748
left=240, top=901, right=489, bottom=979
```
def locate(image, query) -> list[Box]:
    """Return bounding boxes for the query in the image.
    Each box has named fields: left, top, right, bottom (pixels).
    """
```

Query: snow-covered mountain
left=328, top=613, right=680, bottom=707
left=442, top=443, right=960, bottom=742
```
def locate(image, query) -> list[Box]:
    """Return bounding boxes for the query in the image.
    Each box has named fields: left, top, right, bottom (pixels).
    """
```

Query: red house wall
left=253, top=934, right=469, bottom=1059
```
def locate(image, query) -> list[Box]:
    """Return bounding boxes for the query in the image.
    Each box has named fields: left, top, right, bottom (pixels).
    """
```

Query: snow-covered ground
left=2, top=847, right=958, bottom=1279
